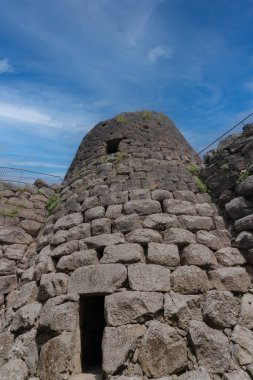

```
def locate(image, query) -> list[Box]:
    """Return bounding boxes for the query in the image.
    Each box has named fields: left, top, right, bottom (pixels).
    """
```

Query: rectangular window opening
left=106, top=138, right=123, bottom=154
left=80, top=296, right=105, bottom=374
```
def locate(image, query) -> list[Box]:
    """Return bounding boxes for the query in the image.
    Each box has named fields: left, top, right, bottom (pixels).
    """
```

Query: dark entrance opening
left=80, top=296, right=105, bottom=373
left=106, top=138, right=123, bottom=154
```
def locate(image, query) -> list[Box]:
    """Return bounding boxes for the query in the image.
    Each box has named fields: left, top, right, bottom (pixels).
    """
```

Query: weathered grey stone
left=54, top=212, right=83, bottom=231
left=51, top=240, right=79, bottom=257
left=223, top=370, right=251, bottom=380
left=240, top=293, right=253, bottom=329
left=129, top=189, right=151, bottom=200
left=189, top=320, right=230, bottom=373
left=152, top=189, right=172, bottom=201
left=11, top=302, right=41, bottom=331
left=39, top=273, right=68, bottom=300
left=20, top=219, right=42, bottom=236
left=84, top=232, right=125, bottom=249
left=231, top=325, right=253, bottom=365
left=39, top=294, right=79, bottom=332
left=105, top=204, right=123, bottom=219
left=12, top=329, right=38, bottom=372
left=0, top=275, right=17, bottom=295
left=164, top=228, right=196, bottom=246
left=100, top=191, right=129, bottom=206
left=34, top=245, right=55, bottom=281
left=51, top=230, right=68, bottom=245
left=143, top=214, right=178, bottom=230
left=0, top=227, right=33, bottom=245
left=171, top=266, right=211, bottom=294
left=124, top=200, right=162, bottom=216
left=38, top=332, right=74, bottom=380
left=113, top=214, right=141, bottom=233
left=237, top=175, right=253, bottom=198
left=57, top=249, right=99, bottom=271
left=226, top=196, right=253, bottom=220
left=164, top=291, right=203, bottom=330
left=0, top=258, right=16, bottom=275
left=82, top=196, right=99, bottom=211
left=101, top=243, right=144, bottom=264
left=196, top=203, right=214, bottom=217
left=91, top=218, right=111, bottom=235
left=105, top=291, right=163, bottom=326
left=85, top=206, right=105, bottom=222
left=0, top=358, right=28, bottom=380
left=147, top=243, right=180, bottom=267
left=7, top=281, right=38, bottom=309
left=179, top=215, right=214, bottom=231
left=102, top=324, right=147, bottom=375
left=126, top=228, right=162, bottom=244
left=138, top=320, right=187, bottom=377
left=215, top=247, right=246, bottom=266
left=177, top=367, right=212, bottom=380
left=236, top=231, right=253, bottom=249
left=128, top=264, right=170, bottom=291
left=203, top=291, right=239, bottom=329
left=174, top=190, right=197, bottom=203
left=3, top=243, right=26, bottom=260
left=235, top=214, right=253, bottom=232
left=0, top=331, right=14, bottom=367
left=163, top=199, right=196, bottom=215
left=196, top=230, right=223, bottom=250
left=210, top=267, right=251, bottom=293
left=67, top=223, right=91, bottom=240
left=181, top=244, right=217, bottom=268
left=68, top=264, right=127, bottom=294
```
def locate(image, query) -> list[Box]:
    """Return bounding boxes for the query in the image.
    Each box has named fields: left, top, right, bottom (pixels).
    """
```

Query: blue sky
left=1, top=0, right=253, bottom=178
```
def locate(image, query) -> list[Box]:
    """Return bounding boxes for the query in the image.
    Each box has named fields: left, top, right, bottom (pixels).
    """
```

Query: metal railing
left=0, top=167, right=63, bottom=185
left=196, top=112, right=253, bottom=158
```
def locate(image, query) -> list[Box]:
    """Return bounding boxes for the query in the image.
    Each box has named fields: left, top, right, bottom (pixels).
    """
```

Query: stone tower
left=0, top=111, right=252, bottom=380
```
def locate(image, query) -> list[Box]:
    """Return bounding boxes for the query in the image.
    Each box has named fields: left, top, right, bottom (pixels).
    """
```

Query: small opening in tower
left=143, top=125, right=149, bottom=129
left=80, top=296, right=105, bottom=374
left=106, top=138, right=123, bottom=154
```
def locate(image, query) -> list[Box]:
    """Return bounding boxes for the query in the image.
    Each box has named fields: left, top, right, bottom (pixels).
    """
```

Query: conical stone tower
left=1, top=111, right=252, bottom=380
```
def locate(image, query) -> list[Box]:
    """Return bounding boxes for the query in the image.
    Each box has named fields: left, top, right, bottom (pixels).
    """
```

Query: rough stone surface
left=138, top=321, right=187, bottom=377
left=210, top=267, right=251, bottom=293
left=181, top=244, right=217, bottom=268
left=0, top=358, right=28, bottom=380
left=126, top=228, right=162, bottom=244
left=128, top=264, right=171, bottom=291
left=39, top=272, right=68, bottom=300
left=164, top=228, right=196, bottom=246
left=101, top=243, right=144, bottom=264
left=102, top=324, right=146, bottom=375
left=84, top=232, right=125, bottom=249
left=124, top=200, right=162, bottom=216
left=147, top=243, right=180, bottom=267
left=68, top=264, right=127, bottom=294
left=105, top=291, right=163, bottom=326
left=231, top=325, right=253, bottom=365
left=189, top=320, right=230, bottom=373
left=171, top=266, right=211, bottom=294
left=239, top=293, right=253, bottom=329
left=57, top=249, right=99, bottom=271
left=215, top=247, right=246, bottom=266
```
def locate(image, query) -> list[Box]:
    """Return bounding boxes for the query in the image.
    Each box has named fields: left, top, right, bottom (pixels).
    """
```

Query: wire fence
left=0, top=167, right=63, bottom=186
left=196, top=112, right=253, bottom=158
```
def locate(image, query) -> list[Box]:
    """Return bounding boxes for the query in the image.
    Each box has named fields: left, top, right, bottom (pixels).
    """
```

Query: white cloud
left=11, top=161, right=67, bottom=169
left=0, top=101, right=62, bottom=127
left=0, top=58, right=13, bottom=74
left=147, top=46, right=173, bottom=63
left=244, top=81, right=253, bottom=90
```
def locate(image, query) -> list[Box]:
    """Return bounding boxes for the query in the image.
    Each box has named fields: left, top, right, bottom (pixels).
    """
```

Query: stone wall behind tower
left=0, top=112, right=252, bottom=380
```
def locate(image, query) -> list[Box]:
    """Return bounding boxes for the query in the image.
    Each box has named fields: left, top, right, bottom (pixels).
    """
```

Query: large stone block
left=128, top=264, right=171, bottom=291
left=67, top=223, right=91, bottom=240
left=0, top=258, right=16, bottom=275
left=0, top=275, right=17, bottom=295
left=231, top=325, right=253, bottom=365
left=235, top=214, right=253, bottom=232
left=105, top=291, right=163, bottom=326
left=39, top=294, right=79, bottom=332
left=147, top=243, right=180, bottom=267
left=164, top=228, right=196, bottom=246
left=0, top=358, right=28, bottom=380
left=138, top=320, right=187, bottom=377
left=3, top=243, right=26, bottom=260
left=12, top=329, right=38, bottom=373
left=236, top=231, right=253, bottom=249
left=57, top=249, right=99, bottom=271
left=68, top=264, right=127, bottom=295
left=215, top=247, right=246, bottom=266
left=6, top=281, right=38, bottom=309
left=101, top=243, right=144, bottom=264
left=177, top=367, right=212, bottom=380
left=39, top=273, right=68, bottom=300
left=196, top=230, right=223, bottom=250
left=84, top=232, right=125, bottom=250
left=143, top=214, right=178, bottom=230
left=126, top=228, right=162, bottom=244
left=237, top=175, right=253, bottom=198
left=11, top=302, right=41, bottom=331
left=51, top=240, right=79, bottom=257
left=203, top=290, right=239, bottom=329
left=163, top=199, right=196, bottom=215
left=181, top=244, right=217, bottom=268
left=0, top=331, right=14, bottom=367
left=0, top=227, right=33, bottom=245
left=223, top=370, right=251, bottom=380
left=102, top=324, right=146, bottom=375
left=189, top=320, right=230, bottom=373
left=179, top=215, right=214, bottom=231
left=113, top=214, right=141, bottom=234
left=124, top=200, right=161, bottom=216
left=240, top=293, right=253, bottom=329
left=210, top=267, right=251, bottom=293
left=54, top=212, right=83, bottom=231
left=171, top=266, right=211, bottom=294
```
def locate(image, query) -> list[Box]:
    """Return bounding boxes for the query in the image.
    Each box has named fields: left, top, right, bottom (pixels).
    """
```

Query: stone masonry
left=0, top=111, right=252, bottom=380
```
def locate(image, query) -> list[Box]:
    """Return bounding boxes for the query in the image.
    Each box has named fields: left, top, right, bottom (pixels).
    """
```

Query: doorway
left=80, top=296, right=105, bottom=373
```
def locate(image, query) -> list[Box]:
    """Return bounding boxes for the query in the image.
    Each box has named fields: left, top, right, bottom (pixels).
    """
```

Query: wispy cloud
left=11, top=161, right=68, bottom=169
left=147, top=46, right=173, bottom=63
left=244, top=80, right=253, bottom=90
left=0, top=101, right=62, bottom=127
left=0, top=58, right=13, bottom=74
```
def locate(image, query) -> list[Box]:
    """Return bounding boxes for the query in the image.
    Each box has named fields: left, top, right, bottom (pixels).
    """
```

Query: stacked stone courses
left=0, top=112, right=252, bottom=380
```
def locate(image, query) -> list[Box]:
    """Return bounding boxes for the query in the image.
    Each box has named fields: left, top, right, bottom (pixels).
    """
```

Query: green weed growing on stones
left=186, top=163, right=200, bottom=175
left=195, top=177, right=208, bottom=193
left=46, top=195, right=59, bottom=214
left=236, top=169, right=250, bottom=184
left=115, top=115, right=127, bottom=124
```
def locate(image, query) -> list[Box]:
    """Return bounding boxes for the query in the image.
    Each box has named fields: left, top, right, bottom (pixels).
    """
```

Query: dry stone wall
left=0, top=112, right=252, bottom=380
